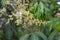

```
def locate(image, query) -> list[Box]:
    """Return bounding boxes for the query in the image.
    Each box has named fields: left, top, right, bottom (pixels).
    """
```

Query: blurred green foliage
left=0, top=0, right=60, bottom=40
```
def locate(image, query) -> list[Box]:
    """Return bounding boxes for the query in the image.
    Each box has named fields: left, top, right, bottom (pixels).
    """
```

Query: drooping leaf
left=48, top=31, right=57, bottom=40
left=19, top=34, right=30, bottom=40
left=37, top=32, right=48, bottom=40
left=31, top=33, right=39, bottom=40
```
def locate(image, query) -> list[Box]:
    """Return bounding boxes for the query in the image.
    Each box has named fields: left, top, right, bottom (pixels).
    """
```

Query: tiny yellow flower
left=29, top=21, right=33, bottom=25
left=9, top=18, right=13, bottom=20
left=16, top=23, right=19, bottom=26
left=9, top=15, right=12, bottom=18
left=0, top=14, right=2, bottom=17
left=15, top=19, right=22, bottom=26
left=12, top=13, right=16, bottom=16
left=15, top=20, right=19, bottom=23
left=35, top=22, right=38, bottom=25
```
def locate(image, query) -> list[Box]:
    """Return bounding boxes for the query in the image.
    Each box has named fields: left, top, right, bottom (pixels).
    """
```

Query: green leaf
left=39, top=2, right=44, bottom=14
left=57, top=36, right=60, bottom=40
left=31, top=33, right=39, bottom=40
left=1, top=0, right=6, bottom=6
left=29, top=3, right=34, bottom=7
left=33, top=3, right=38, bottom=13
left=37, top=32, right=48, bottom=40
left=19, top=34, right=30, bottom=40
left=5, top=23, right=12, bottom=40
left=3, top=22, right=12, bottom=40
left=48, top=31, right=57, bottom=40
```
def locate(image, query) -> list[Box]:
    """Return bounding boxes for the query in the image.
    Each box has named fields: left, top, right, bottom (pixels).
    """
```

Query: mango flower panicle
left=16, top=11, right=22, bottom=19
